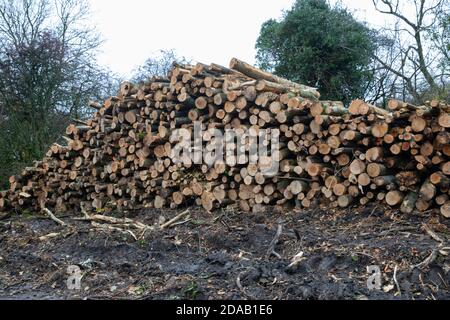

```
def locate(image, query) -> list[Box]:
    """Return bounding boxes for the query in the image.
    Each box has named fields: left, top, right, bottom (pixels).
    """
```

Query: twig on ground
left=80, top=203, right=90, bottom=219
left=76, top=205, right=153, bottom=240
left=266, top=219, right=283, bottom=259
left=236, top=272, right=255, bottom=300
left=0, top=212, right=11, bottom=220
left=38, top=228, right=77, bottom=241
left=353, top=251, right=376, bottom=260
left=380, top=226, right=418, bottom=237
left=411, top=224, right=448, bottom=270
left=411, top=249, right=439, bottom=270
left=287, top=252, right=305, bottom=269
left=169, top=219, right=192, bottom=228
left=160, top=209, right=190, bottom=230
left=91, top=222, right=138, bottom=241
left=42, top=208, right=66, bottom=226
left=75, top=213, right=152, bottom=230
left=393, top=265, right=401, bottom=297
left=39, top=232, right=62, bottom=241
left=422, top=224, right=444, bottom=243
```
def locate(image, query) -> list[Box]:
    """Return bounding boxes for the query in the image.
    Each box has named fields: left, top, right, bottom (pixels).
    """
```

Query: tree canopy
left=132, top=49, right=189, bottom=83
left=0, top=0, right=117, bottom=187
left=371, top=0, right=449, bottom=104
left=255, top=0, right=376, bottom=104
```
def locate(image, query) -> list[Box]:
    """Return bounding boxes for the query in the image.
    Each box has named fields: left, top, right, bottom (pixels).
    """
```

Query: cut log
left=367, top=163, right=388, bottom=178
left=350, top=160, right=366, bottom=175
left=400, top=192, right=418, bottom=214
left=420, top=180, right=436, bottom=202
left=229, top=58, right=320, bottom=99
left=441, top=202, right=450, bottom=218
left=386, top=191, right=404, bottom=206
left=338, top=195, right=353, bottom=208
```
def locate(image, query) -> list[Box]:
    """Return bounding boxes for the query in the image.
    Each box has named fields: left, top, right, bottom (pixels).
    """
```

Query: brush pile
left=0, top=58, right=449, bottom=217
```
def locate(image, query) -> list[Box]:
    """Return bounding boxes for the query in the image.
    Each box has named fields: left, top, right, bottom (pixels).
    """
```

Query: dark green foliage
left=256, top=0, right=376, bottom=104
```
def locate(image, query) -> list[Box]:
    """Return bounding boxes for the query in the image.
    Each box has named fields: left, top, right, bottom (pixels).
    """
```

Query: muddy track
left=0, top=205, right=449, bottom=300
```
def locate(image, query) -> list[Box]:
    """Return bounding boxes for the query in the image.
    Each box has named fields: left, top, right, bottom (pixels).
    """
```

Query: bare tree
left=372, top=0, right=449, bottom=103
left=0, top=0, right=116, bottom=186
left=0, top=0, right=48, bottom=47
left=132, top=49, right=189, bottom=83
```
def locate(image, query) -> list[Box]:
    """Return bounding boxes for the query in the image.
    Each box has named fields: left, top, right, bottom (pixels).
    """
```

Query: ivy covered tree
left=255, top=0, right=376, bottom=104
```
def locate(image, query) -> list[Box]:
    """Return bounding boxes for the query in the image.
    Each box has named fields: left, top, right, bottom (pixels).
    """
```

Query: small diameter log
left=430, top=172, right=449, bottom=188
left=400, top=192, right=418, bottom=214
left=386, top=191, right=404, bottom=206
left=438, top=112, right=450, bottom=128
left=388, top=99, right=418, bottom=111
left=367, top=163, right=388, bottom=178
left=436, top=194, right=448, bottom=206
left=289, top=180, right=309, bottom=195
left=358, top=173, right=371, bottom=187
left=442, top=162, right=450, bottom=175
left=350, top=160, right=366, bottom=175
left=419, top=180, right=436, bottom=202
left=338, top=195, right=353, bottom=208
left=229, top=58, right=320, bottom=98
left=441, top=202, right=450, bottom=218
left=371, top=122, right=389, bottom=138
left=366, top=147, right=383, bottom=162
left=416, top=199, right=430, bottom=212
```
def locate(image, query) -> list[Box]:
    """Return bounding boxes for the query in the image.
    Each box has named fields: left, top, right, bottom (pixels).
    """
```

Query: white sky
left=88, top=0, right=391, bottom=78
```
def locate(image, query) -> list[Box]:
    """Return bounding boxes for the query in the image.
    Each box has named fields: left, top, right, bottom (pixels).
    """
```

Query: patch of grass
left=138, top=239, right=147, bottom=248
left=20, top=209, right=38, bottom=219
left=184, top=281, right=200, bottom=300
left=95, top=208, right=106, bottom=214
left=133, top=282, right=153, bottom=296
left=190, top=219, right=207, bottom=226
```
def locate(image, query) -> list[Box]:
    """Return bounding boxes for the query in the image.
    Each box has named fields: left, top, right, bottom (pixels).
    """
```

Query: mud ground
left=0, top=204, right=449, bottom=300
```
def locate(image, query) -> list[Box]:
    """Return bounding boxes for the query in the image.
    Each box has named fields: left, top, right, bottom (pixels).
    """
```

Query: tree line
left=255, top=0, right=449, bottom=105
left=0, top=1, right=183, bottom=187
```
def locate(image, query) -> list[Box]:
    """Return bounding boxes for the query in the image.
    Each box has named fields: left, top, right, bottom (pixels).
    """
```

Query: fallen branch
left=76, top=214, right=150, bottom=230
left=287, top=251, right=305, bottom=269
left=42, top=208, right=66, bottom=226
left=393, top=265, right=401, bottom=297
left=411, top=249, right=439, bottom=270
left=38, top=228, right=76, bottom=241
left=236, top=271, right=256, bottom=300
left=422, top=224, right=444, bottom=243
left=76, top=204, right=153, bottom=240
left=411, top=224, right=448, bottom=270
left=160, top=209, right=190, bottom=230
left=91, top=222, right=138, bottom=241
left=266, top=219, right=283, bottom=259
left=39, top=232, right=62, bottom=241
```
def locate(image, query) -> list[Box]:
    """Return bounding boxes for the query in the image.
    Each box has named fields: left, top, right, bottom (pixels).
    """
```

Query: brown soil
left=0, top=205, right=449, bottom=300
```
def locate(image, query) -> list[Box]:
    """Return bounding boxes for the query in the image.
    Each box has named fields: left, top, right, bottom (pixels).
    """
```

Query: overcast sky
left=88, top=0, right=390, bottom=78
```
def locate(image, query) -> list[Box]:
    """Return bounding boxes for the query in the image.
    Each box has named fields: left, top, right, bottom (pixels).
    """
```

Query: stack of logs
left=0, top=58, right=449, bottom=218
